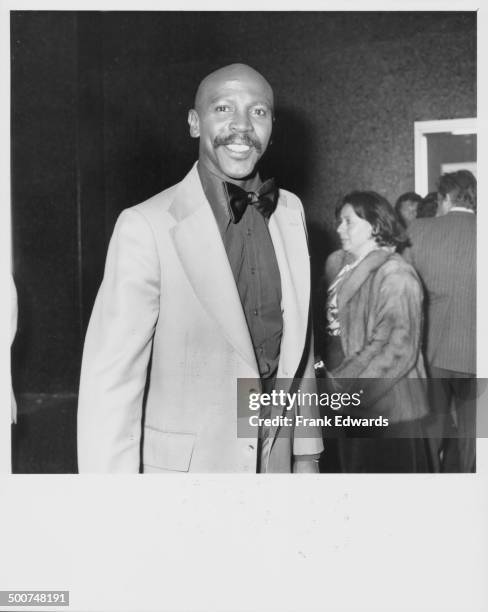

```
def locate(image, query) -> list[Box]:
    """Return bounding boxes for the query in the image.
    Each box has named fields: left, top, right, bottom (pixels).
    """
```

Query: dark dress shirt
left=197, top=161, right=283, bottom=382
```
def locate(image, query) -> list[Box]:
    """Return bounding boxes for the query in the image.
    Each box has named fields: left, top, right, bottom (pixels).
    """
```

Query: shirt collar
left=449, top=206, right=475, bottom=214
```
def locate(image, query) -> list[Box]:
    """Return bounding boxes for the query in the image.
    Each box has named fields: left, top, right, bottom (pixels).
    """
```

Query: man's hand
left=293, top=459, right=319, bottom=473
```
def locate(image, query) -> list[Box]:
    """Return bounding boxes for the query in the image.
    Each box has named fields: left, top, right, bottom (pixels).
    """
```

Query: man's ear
left=443, top=193, right=454, bottom=214
left=188, top=109, right=200, bottom=138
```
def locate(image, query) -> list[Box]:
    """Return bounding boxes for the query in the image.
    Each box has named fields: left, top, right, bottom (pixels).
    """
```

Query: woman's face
left=337, top=203, right=377, bottom=259
left=399, top=199, right=418, bottom=225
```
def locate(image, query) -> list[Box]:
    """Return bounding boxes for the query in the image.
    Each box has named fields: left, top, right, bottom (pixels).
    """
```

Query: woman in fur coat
left=320, top=191, right=433, bottom=472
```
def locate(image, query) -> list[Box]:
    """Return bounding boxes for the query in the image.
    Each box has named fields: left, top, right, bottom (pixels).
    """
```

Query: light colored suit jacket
left=77, top=164, right=323, bottom=473
left=405, top=211, right=476, bottom=374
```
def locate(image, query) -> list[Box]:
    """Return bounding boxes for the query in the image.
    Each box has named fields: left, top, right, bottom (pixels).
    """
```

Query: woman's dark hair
left=437, top=170, right=476, bottom=212
left=337, top=190, right=409, bottom=250
left=417, top=192, right=438, bottom=218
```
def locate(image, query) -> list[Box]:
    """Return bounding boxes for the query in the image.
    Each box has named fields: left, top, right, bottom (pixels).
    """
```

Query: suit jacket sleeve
left=77, top=208, right=160, bottom=472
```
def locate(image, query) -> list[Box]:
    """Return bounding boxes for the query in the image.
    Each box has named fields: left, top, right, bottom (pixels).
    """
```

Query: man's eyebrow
left=206, top=96, right=232, bottom=105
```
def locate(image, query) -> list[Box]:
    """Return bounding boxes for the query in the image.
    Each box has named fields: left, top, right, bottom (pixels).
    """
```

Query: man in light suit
left=77, top=63, right=323, bottom=473
left=405, top=170, right=476, bottom=472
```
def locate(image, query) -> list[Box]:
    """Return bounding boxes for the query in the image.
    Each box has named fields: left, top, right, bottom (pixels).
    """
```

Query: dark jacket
left=405, top=211, right=476, bottom=374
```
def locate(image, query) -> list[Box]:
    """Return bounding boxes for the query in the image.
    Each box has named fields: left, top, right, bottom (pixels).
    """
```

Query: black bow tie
left=224, top=178, right=278, bottom=224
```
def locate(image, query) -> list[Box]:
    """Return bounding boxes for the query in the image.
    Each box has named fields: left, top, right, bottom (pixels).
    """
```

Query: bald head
left=194, top=63, right=274, bottom=113
left=188, top=63, right=274, bottom=181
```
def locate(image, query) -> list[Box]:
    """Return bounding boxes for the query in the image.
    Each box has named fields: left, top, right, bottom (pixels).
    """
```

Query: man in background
left=406, top=170, right=476, bottom=472
left=77, top=63, right=323, bottom=473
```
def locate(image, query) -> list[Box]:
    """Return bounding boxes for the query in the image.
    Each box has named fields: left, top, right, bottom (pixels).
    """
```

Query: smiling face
left=337, top=203, right=377, bottom=260
left=188, top=64, right=274, bottom=182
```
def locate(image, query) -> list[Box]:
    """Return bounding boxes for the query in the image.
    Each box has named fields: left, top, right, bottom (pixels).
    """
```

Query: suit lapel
left=169, top=165, right=258, bottom=372
left=269, top=195, right=310, bottom=379
left=168, top=168, right=310, bottom=386
left=266, top=196, right=311, bottom=460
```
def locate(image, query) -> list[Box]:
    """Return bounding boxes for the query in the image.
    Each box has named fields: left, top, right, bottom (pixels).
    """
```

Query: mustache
left=213, top=134, right=262, bottom=153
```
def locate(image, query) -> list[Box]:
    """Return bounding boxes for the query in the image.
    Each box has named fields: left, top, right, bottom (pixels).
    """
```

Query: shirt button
left=246, top=229, right=252, bottom=237
left=253, top=309, right=258, bottom=316
left=251, top=267, right=256, bottom=275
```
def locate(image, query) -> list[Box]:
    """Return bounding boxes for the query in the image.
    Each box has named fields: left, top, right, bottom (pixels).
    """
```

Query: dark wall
left=11, top=12, right=80, bottom=394
left=11, top=11, right=476, bottom=396
left=99, top=12, right=476, bottom=227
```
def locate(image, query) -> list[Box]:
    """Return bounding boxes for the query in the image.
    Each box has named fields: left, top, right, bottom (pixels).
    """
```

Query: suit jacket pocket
left=143, top=427, right=196, bottom=472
